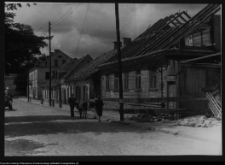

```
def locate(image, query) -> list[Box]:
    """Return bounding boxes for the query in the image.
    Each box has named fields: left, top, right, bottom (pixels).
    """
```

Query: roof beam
left=181, top=53, right=221, bottom=63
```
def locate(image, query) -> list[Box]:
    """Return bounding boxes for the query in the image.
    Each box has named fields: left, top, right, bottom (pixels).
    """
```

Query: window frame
left=106, top=75, right=110, bottom=90
left=45, top=72, right=50, bottom=80
left=114, top=72, right=119, bottom=91
left=149, top=67, right=157, bottom=90
left=124, top=72, right=129, bottom=90
left=135, top=70, right=141, bottom=90
left=54, top=59, right=58, bottom=67
left=62, top=60, right=66, bottom=65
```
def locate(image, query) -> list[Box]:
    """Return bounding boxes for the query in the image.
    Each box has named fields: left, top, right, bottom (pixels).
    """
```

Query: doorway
left=167, top=82, right=176, bottom=109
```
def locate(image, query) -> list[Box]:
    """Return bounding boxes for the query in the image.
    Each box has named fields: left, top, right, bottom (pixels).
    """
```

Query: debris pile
left=177, top=115, right=221, bottom=127
left=205, top=90, right=222, bottom=119
left=126, top=113, right=178, bottom=122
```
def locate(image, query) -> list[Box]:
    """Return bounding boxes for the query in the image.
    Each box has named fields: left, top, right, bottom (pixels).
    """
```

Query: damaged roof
left=66, top=49, right=117, bottom=82
left=104, top=4, right=221, bottom=64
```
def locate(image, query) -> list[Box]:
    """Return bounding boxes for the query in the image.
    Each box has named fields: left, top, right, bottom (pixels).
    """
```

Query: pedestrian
left=89, top=99, right=97, bottom=119
left=95, top=96, right=104, bottom=122
left=68, top=94, right=76, bottom=117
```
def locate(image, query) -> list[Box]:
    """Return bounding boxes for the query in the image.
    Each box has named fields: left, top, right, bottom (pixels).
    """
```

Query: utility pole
left=49, top=21, right=52, bottom=106
left=115, top=3, right=124, bottom=121
left=27, top=72, right=29, bottom=102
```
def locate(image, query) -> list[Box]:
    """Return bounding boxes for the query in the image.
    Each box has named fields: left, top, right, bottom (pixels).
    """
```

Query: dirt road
left=4, top=99, right=222, bottom=156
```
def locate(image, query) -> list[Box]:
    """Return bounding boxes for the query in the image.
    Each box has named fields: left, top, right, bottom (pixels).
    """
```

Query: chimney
left=113, top=41, right=122, bottom=50
left=122, top=38, right=131, bottom=46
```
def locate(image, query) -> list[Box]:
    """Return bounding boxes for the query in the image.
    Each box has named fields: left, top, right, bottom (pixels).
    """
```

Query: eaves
left=98, top=49, right=165, bottom=70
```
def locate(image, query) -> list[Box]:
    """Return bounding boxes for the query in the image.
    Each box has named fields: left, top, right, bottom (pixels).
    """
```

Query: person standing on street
left=95, top=96, right=104, bottom=122
left=68, top=94, right=76, bottom=117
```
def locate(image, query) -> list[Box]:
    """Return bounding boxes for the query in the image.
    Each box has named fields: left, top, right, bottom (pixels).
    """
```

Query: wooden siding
left=101, top=66, right=168, bottom=100
left=185, top=67, right=206, bottom=97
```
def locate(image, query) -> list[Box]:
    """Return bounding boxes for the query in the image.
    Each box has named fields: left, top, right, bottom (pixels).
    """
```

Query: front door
left=167, top=82, right=176, bottom=109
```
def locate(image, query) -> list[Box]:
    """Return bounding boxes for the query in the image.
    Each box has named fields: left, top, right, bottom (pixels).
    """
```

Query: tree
left=5, top=2, right=47, bottom=75
left=5, top=3, right=48, bottom=94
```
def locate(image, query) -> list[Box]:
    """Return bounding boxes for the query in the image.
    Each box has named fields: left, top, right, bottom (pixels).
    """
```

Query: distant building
left=65, top=50, right=116, bottom=101
left=28, top=49, right=72, bottom=99
left=42, top=54, right=93, bottom=104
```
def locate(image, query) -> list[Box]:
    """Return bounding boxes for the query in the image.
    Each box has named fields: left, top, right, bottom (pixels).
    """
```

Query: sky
left=6, top=2, right=213, bottom=59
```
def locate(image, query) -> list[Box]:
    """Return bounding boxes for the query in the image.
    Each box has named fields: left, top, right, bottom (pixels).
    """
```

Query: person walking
left=95, top=96, right=104, bottom=122
left=89, top=99, right=97, bottom=119
left=68, top=94, right=76, bottom=117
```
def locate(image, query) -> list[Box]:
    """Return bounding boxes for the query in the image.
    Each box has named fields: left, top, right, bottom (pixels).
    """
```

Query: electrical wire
left=75, top=3, right=90, bottom=56
left=35, top=3, right=78, bottom=33
left=52, top=3, right=78, bottom=26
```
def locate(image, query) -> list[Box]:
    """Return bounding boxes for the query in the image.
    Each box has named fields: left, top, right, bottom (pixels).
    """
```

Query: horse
left=75, top=100, right=88, bottom=119
left=75, top=100, right=96, bottom=119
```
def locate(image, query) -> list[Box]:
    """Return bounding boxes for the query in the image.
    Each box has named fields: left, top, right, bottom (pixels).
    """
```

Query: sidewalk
left=16, top=97, right=222, bottom=145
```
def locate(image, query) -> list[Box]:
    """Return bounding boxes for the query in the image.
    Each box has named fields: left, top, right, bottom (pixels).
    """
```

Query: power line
left=36, top=23, right=48, bottom=33
left=52, top=3, right=78, bottom=26
left=35, top=3, right=78, bottom=33
left=75, top=3, right=90, bottom=56
left=53, top=4, right=80, bottom=28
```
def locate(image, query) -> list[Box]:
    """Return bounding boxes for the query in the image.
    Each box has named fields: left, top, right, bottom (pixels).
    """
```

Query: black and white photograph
left=4, top=1, right=222, bottom=159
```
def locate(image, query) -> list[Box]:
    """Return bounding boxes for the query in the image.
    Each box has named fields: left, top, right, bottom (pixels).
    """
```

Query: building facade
left=29, top=49, right=72, bottom=99
left=99, top=4, right=221, bottom=112
left=42, top=54, right=93, bottom=104
left=65, top=50, right=116, bottom=102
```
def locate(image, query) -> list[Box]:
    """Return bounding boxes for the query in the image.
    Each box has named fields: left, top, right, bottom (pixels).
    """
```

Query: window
left=114, top=72, right=119, bottom=90
left=124, top=73, right=129, bottom=90
left=54, top=60, right=58, bottom=66
left=185, top=29, right=212, bottom=47
left=106, top=75, right=110, bottom=90
left=185, top=35, right=193, bottom=46
left=45, top=61, right=48, bottom=65
left=62, top=60, right=66, bottom=65
left=58, top=56, right=62, bottom=58
left=149, top=68, right=157, bottom=89
left=193, top=32, right=201, bottom=46
left=45, top=72, right=50, bottom=80
left=135, top=70, right=141, bottom=90
left=202, top=29, right=212, bottom=46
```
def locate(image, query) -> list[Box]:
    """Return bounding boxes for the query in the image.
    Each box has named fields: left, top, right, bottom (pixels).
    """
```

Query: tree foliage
left=5, top=3, right=47, bottom=94
left=5, top=2, right=47, bottom=75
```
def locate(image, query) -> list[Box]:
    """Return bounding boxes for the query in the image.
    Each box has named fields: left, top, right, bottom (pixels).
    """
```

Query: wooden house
left=98, top=4, right=221, bottom=113
left=65, top=50, right=116, bottom=101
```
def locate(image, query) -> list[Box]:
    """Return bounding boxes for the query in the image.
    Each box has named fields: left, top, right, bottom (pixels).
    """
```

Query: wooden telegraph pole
left=115, top=3, right=124, bottom=121
left=27, top=72, right=29, bottom=102
left=49, top=21, right=52, bottom=106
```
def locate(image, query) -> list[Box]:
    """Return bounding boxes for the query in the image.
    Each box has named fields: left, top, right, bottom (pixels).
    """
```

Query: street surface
left=5, top=98, right=222, bottom=156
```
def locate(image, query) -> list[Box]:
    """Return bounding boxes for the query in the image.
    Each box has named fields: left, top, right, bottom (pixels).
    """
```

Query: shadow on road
left=5, top=115, right=146, bottom=137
